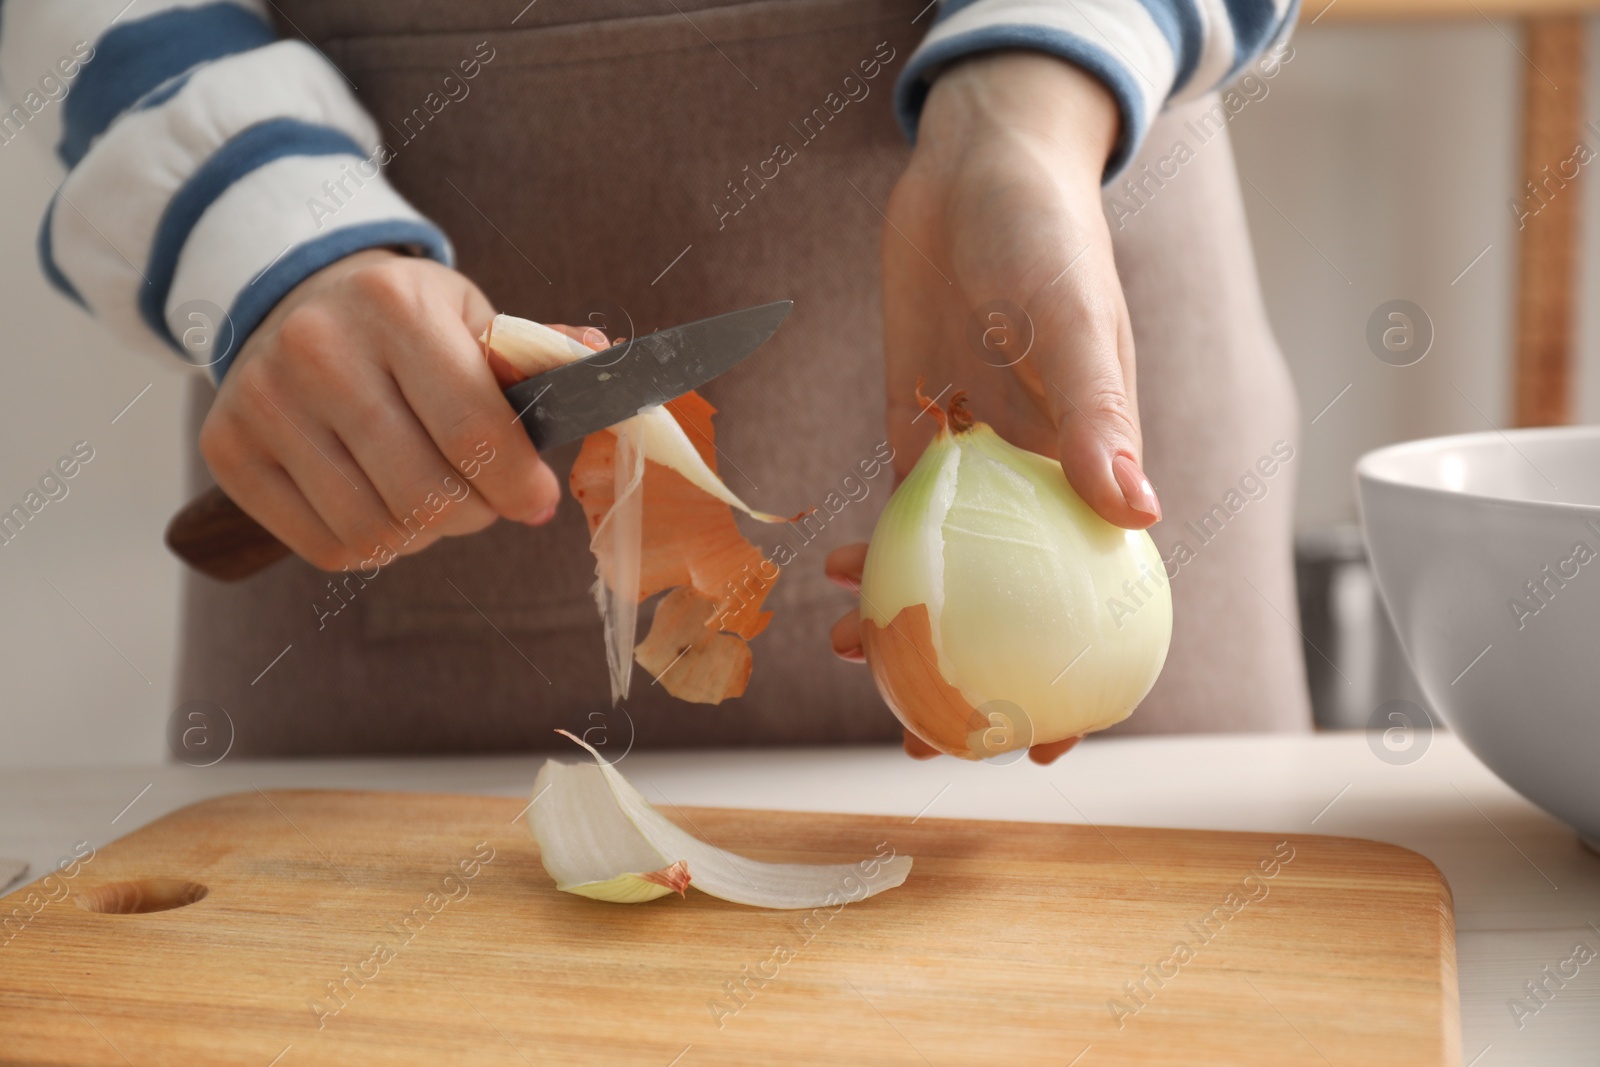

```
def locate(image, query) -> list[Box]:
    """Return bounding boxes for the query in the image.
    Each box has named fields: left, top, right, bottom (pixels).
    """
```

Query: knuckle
left=349, top=259, right=421, bottom=315
left=418, top=485, right=480, bottom=522
left=1066, top=292, right=1122, bottom=341
left=196, top=411, right=239, bottom=472
left=1082, top=387, right=1139, bottom=441
left=1044, top=274, right=1119, bottom=332
left=442, top=413, right=509, bottom=470
left=275, top=304, right=342, bottom=370
left=340, top=380, right=397, bottom=430
left=224, top=347, right=272, bottom=405
left=229, top=360, right=299, bottom=429
left=1085, top=385, right=1134, bottom=422
left=882, top=178, right=915, bottom=227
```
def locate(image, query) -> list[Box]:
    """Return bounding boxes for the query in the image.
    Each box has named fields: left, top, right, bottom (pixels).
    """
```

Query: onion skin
left=639, top=860, right=692, bottom=896
left=859, top=392, right=1172, bottom=759
left=860, top=603, right=987, bottom=755
left=633, top=586, right=753, bottom=703
left=484, top=314, right=794, bottom=706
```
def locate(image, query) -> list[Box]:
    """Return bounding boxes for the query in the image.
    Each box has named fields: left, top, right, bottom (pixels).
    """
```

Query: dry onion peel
left=481, top=314, right=799, bottom=706
left=480, top=314, right=787, bottom=521
left=632, top=586, right=753, bottom=700
left=528, top=731, right=913, bottom=907
left=594, top=419, right=647, bottom=700
left=860, top=385, right=1172, bottom=759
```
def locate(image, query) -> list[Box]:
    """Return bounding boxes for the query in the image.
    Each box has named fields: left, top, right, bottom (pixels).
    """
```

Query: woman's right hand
left=199, top=248, right=601, bottom=572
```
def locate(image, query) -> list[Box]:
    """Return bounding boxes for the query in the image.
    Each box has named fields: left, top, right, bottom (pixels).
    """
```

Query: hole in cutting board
left=73, top=879, right=208, bottom=915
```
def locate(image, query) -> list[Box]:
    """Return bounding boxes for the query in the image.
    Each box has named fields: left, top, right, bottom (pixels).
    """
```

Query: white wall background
left=1232, top=19, right=1578, bottom=534
left=0, top=129, right=189, bottom=771
left=0, top=19, right=1595, bottom=768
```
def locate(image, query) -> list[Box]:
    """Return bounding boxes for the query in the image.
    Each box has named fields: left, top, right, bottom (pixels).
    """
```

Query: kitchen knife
left=165, top=300, right=793, bottom=582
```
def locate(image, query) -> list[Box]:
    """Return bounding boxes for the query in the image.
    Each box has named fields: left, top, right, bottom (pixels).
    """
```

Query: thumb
left=1038, top=305, right=1160, bottom=531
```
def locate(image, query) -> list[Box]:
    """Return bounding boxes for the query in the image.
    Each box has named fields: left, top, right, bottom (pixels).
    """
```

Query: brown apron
left=177, top=0, right=1310, bottom=757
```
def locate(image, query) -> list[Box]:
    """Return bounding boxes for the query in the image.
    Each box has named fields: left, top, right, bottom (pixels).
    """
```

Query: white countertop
left=5, top=731, right=1597, bottom=1065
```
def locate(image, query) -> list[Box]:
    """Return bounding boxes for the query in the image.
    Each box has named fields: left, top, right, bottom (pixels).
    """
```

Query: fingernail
left=581, top=327, right=608, bottom=349
left=525, top=504, right=557, bottom=526
left=1112, top=453, right=1161, bottom=521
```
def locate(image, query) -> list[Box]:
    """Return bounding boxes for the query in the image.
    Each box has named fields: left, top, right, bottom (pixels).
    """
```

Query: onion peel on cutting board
left=528, top=730, right=913, bottom=907
left=481, top=314, right=800, bottom=705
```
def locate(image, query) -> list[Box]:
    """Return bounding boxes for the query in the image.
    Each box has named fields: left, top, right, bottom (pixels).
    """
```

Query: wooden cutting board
left=0, top=790, right=1458, bottom=1066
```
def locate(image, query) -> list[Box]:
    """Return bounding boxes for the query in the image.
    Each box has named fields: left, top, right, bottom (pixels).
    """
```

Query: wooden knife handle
left=165, top=486, right=292, bottom=582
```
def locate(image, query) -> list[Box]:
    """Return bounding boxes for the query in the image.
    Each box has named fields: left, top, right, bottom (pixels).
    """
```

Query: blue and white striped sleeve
left=0, top=0, right=453, bottom=381
left=896, top=0, right=1299, bottom=181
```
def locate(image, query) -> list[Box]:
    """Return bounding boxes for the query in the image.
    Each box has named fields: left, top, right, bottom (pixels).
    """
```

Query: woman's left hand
left=834, top=51, right=1158, bottom=763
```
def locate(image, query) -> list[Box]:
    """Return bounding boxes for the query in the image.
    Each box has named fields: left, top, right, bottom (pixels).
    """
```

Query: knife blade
left=165, top=299, right=795, bottom=582
left=503, top=300, right=792, bottom=451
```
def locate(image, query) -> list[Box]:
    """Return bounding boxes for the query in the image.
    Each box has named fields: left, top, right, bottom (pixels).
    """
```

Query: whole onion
left=859, top=391, right=1172, bottom=759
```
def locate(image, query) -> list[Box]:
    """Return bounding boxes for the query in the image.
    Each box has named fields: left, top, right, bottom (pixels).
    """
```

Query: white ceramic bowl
left=1357, top=426, right=1600, bottom=845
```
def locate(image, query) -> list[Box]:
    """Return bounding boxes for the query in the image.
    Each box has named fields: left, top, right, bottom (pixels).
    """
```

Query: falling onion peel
left=481, top=314, right=799, bottom=706
left=528, top=731, right=914, bottom=907
left=490, top=319, right=915, bottom=906
left=859, top=384, right=1173, bottom=760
